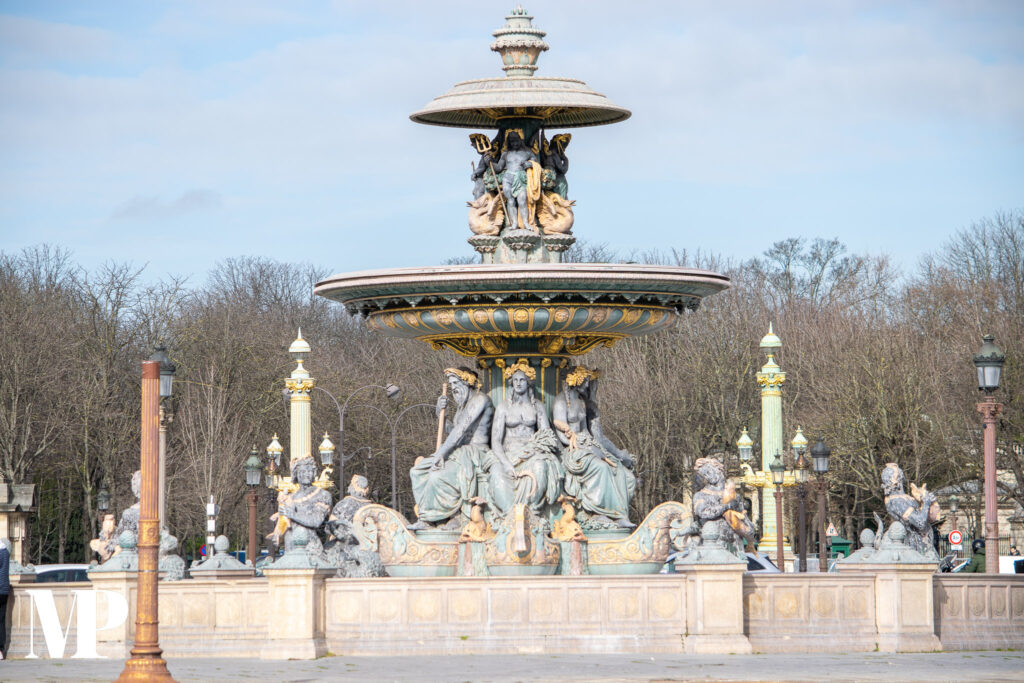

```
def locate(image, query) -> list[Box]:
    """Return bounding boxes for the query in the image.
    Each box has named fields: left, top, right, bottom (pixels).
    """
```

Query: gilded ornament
left=501, top=357, right=536, bottom=381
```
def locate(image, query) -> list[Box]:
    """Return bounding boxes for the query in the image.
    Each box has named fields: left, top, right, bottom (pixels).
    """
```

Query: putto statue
left=489, top=358, right=564, bottom=517
left=687, top=456, right=755, bottom=557
left=326, top=474, right=386, bottom=577
left=553, top=366, right=637, bottom=528
left=409, top=367, right=494, bottom=529
left=268, top=456, right=333, bottom=560
left=879, top=462, right=940, bottom=561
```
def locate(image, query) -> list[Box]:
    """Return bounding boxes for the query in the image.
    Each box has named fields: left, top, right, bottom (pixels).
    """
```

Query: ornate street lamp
left=793, top=431, right=810, bottom=572
left=315, top=383, right=401, bottom=489
left=318, top=432, right=335, bottom=468
left=973, top=334, right=1005, bottom=573
left=811, top=437, right=831, bottom=571
left=737, top=427, right=754, bottom=463
left=265, top=433, right=283, bottom=488
left=244, top=446, right=262, bottom=567
left=97, top=486, right=110, bottom=513
left=149, top=343, right=176, bottom=400
left=116, top=359, right=177, bottom=682
left=149, top=344, right=176, bottom=531
left=770, top=452, right=786, bottom=572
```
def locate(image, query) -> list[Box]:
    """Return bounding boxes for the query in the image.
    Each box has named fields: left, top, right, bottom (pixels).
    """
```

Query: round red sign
left=948, top=529, right=963, bottom=545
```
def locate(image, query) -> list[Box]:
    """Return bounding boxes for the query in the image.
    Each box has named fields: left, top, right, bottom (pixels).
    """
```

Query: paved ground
left=0, top=652, right=1021, bottom=682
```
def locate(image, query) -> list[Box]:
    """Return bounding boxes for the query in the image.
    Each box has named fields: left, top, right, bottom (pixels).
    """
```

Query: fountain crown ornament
left=491, top=5, right=549, bottom=77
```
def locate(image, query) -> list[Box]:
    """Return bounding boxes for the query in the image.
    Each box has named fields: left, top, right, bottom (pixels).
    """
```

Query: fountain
left=315, top=7, right=730, bottom=577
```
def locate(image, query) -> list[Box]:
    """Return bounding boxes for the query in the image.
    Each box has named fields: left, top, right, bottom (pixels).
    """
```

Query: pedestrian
left=962, top=538, right=986, bottom=573
left=0, top=538, right=10, bottom=659
left=1010, top=545, right=1021, bottom=557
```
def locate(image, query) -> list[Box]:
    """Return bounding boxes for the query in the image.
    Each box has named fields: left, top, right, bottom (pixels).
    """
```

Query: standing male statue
left=409, top=367, right=494, bottom=530
left=492, top=130, right=542, bottom=232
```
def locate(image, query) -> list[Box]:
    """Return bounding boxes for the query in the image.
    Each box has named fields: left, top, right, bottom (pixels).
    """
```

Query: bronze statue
left=326, top=474, right=385, bottom=577
left=488, top=359, right=564, bottom=517
left=553, top=366, right=636, bottom=528
left=492, top=130, right=542, bottom=232
left=409, top=367, right=493, bottom=529
left=268, top=456, right=333, bottom=559
left=690, top=456, right=755, bottom=555
left=880, top=462, right=940, bottom=561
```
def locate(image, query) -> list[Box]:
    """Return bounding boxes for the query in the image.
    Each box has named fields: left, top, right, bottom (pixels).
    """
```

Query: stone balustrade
left=6, top=568, right=1023, bottom=659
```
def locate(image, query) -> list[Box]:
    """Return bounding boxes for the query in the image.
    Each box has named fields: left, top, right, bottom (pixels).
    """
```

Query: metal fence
left=939, top=534, right=1013, bottom=557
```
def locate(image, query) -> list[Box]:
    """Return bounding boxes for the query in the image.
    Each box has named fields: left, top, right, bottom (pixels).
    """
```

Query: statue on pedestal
left=686, top=456, right=755, bottom=558
left=409, top=367, right=493, bottom=529
left=553, top=366, right=637, bottom=528
left=489, top=359, right=564, bottom=517
left=880, top=462, right=940, bottom=561
left=268, top=456, right=333, bottom=560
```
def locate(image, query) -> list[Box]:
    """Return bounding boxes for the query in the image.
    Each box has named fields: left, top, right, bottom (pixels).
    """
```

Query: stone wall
left=323, top=574, right=688, bottom=655
left=6, top=571, right=1024, bottom=659
left=934, top=575, right=1024, bottom=651
left=744, top=574, right=877, bottom=652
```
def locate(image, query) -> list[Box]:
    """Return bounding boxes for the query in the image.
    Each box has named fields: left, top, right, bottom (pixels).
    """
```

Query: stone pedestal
left=676, top=563, right=752, bottom=654
left=856, top=563, right=942, bottom=652
left=88, top=571, right=138, bottom=659
left=259, top=567, right=334, bottom=660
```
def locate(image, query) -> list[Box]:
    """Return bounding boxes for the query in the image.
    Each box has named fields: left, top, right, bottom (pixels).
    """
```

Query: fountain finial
left=491, top=6, right=549, bottom=77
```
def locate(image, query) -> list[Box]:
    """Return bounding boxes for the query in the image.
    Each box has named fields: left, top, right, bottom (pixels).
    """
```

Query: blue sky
left=1, top=1, right=1022, bottom=284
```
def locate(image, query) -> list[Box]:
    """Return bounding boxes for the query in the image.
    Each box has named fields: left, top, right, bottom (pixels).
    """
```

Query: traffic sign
left=948, top=529, right=963, bottom=545
left=826, top=522, right=838, bottom=537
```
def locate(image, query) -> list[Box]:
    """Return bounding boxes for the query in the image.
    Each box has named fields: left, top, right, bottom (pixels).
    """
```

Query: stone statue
left=268, top=456, right=333, bottom=559
left=687, top=456, right=755, bottom=557
left=110, top=470, right=142, bottom=557
left=158, top=529, right=186, bottom=581
left=492, top=129, right=542, bottom=232
left=880, top=462, right=940, bottom=561
left=488, top=358, right=564, bottom=517
left=552, top=366, right=637, bottom=528
left=90, top=513, right=117, bottom=563
left=325, top=474, right=386, bottom=577
left=552, top=495, right=585, bottom=543
left=409, top=367, right=494, bottom=529
left=541, top=133, right=570, bottom=199
left=469, top=133, right=501, bottom=199
left=536, top=190, right=575, bottom=235
left=467, top=193, right=505, bottom=236
left=460, top=499, right=496, bottom=543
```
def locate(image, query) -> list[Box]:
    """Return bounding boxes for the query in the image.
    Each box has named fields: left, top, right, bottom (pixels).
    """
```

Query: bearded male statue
left=408, top=367, right=493, bottom=530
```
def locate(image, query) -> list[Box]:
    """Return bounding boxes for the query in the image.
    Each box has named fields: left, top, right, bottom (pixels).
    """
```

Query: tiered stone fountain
left=315, top=7, right=730, bottom=577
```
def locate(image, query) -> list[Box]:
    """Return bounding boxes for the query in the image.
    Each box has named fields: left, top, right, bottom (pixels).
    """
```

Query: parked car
left=33, top=563, right=90, bottom=583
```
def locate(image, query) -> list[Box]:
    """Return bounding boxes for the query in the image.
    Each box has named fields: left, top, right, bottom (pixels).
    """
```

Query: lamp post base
left=115, top=655, right=178, bottom=682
